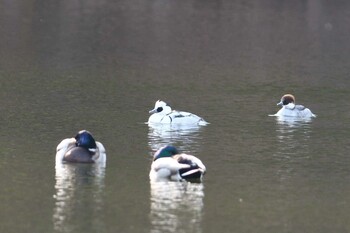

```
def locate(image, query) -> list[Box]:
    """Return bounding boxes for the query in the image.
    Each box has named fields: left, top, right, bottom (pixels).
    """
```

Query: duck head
left=149, top=100, right=172, bottom=115
left=75, top=130, right=97, bottom=153
left=153, top=145, right=179, bottom=161
left=277, top=94, right=295, bottom=106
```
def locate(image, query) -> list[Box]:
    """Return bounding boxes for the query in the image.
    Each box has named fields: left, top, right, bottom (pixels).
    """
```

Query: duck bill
left=149, top=109, right=157, bottom=114
left=277, top=101, right=283, bottom=106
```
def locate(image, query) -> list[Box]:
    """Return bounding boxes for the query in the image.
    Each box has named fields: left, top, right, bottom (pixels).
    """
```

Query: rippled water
left=1, top=0, right=350, bottom=232
left=54, top=163, right=106, bottom=232
left=150, top=181, right=204, bottom=233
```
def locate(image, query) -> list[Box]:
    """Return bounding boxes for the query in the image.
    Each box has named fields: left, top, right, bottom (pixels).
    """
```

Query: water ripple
left=149, top=181, right=204, bottom=233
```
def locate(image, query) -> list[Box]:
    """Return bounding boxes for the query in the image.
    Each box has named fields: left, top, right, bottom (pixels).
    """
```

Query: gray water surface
left=1, top=0, right=350, bottom=232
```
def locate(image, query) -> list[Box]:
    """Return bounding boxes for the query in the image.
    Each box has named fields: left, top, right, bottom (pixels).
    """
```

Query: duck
left=275, top=94, right=316, bottom=118
left=56, top=130, right=106, bottom=164
left=149, top=145, right=206, bottom=182
left=148, top=100, right=208, bottom=125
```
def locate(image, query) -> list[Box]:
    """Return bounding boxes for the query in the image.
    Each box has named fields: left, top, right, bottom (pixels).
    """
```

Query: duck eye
left=282, top=99, right=289, bottom=105
left=157, top=107, right=163, bottom=112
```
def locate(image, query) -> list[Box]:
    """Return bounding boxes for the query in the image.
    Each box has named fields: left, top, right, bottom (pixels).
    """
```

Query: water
left=1, top=0, right=350, bottom=232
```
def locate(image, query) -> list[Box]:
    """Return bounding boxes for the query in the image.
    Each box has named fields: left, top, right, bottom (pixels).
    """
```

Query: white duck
left=56, top=130, right=106, bottom=164
left=149, top=145, right=206, bottom=182
left=275, top=94, right=316, bottom=118
left=148, top=100, right=208, bottom=125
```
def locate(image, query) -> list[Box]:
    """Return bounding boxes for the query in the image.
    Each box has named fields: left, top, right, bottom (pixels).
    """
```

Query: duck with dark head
left=149, top=145, right=206, bottom=182
left=275, top=94, right=316, bottom=118
left=56, top=130, right=106, bottom=164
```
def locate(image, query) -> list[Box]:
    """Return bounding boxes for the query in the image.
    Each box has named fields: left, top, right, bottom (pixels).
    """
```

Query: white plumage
left=56, top=130, right=106, bottom=165
left=148, top=100, right=208, bottom=125
left=149, top=146, right=206, bottom=182
left=275, top=94, right=316, bottom=118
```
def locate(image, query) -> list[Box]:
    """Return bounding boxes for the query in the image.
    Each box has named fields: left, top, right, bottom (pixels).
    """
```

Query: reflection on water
left=148, top=124, right=206, bottom=232
left=147, top=123, right=205, bottom=153
left=273, top=117, right=314, bottom=181
left=150, top=181, right=204, bottom=233
left=1, top=0, right=349, bottom=231
left=275, top=116, right=313, bottom=149
left=53, top=162, right=106, bottom=233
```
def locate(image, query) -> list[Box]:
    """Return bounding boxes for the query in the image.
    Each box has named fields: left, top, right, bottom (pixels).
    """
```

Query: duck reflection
left=147, top=123, right=205, bottom=153
left=53, top=161, right=106, bottom=232
left=275, top=116, right=313, bottom=148
left=273, top=116, right=314, bottom=181
left=150, top=181, right=204, bottom=233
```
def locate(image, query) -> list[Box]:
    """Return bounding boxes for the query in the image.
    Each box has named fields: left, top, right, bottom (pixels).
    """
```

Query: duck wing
left=150, top=157, right=190, bottom=181
left=168, top=111, right=207, bottom=125
left=56, top=138, right=76, bottom=152
left=93, top=141, right=106, bottom=164
left=295, top=105, right=306, bottom=110
left=174, top=154, right=206, bottom=180
left=173, top=110, right=202, bottom=118
left=56, top=138, right=76, bottom=163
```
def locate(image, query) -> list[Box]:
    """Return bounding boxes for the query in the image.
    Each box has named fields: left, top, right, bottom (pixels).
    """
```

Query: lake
left=0, top=0, right=350, bottom=232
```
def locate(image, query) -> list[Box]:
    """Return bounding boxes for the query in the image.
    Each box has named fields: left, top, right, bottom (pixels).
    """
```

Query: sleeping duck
left=275, top=94, right=316, bottom=118
left=56, top=130, right=106, bottom=164
left=148, top=100, right=208, bottom=125
left=149, top=145, right=206, bottom=182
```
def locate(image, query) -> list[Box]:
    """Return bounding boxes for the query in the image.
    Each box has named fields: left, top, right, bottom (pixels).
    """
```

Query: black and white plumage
left=148, top=100, right=208, bottom=125
left=149, top=146, right=206, bottom=182
left=56, top=130, right=106, bottom=164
